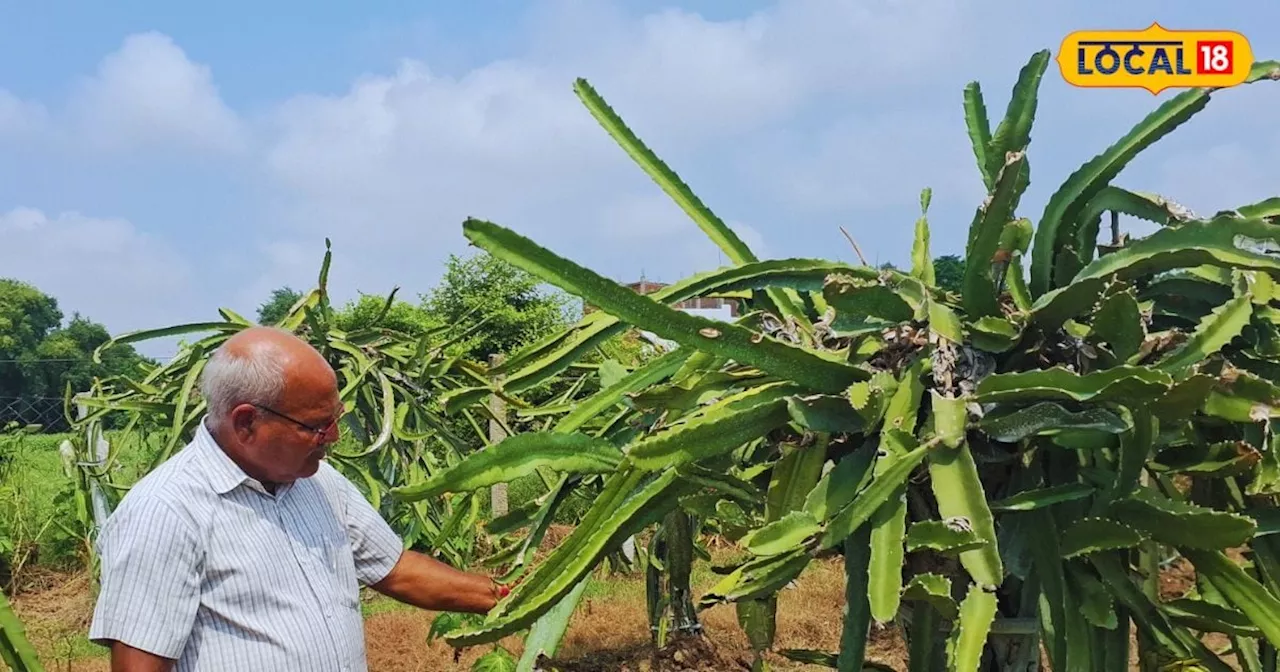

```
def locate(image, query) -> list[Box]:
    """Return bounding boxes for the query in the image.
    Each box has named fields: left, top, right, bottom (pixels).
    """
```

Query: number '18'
left=1197, top=41, right=1233, bottom=74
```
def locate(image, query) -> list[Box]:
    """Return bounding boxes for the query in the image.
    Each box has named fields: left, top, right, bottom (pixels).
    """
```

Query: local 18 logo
left=1057, top=22, right=1253, bottom=93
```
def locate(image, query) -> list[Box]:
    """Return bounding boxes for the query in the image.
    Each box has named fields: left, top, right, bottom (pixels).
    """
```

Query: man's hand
left=370, top=550, right=506, bottom=614
left=109, top=640, right=176, bottom=672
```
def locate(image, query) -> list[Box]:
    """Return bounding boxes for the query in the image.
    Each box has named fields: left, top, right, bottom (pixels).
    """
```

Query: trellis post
left=488, top=353, right=508, bottom=518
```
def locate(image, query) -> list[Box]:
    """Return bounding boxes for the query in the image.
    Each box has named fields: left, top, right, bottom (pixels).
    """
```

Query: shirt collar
left=193, top=417, right=288, bottom=498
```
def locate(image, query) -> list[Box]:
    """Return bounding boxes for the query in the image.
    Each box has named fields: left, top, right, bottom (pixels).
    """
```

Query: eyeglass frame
left=252, top=404, right=343, bottom=443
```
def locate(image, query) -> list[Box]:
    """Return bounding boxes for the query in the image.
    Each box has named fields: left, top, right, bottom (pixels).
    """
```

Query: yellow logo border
left=1056, top=21, right=1253, bottom=94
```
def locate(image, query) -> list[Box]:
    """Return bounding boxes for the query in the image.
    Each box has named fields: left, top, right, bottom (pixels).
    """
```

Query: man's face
left=230, top=370, right=344, bottom=484
left=252, top=395, right=344, bottom=482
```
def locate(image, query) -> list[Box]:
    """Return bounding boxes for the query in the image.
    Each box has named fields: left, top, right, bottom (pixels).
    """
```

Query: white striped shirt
left=89, top=417, right=405, bottom=671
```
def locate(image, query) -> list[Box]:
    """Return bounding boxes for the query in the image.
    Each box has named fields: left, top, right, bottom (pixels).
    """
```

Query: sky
left=0, top=0, right=1277, bottom=359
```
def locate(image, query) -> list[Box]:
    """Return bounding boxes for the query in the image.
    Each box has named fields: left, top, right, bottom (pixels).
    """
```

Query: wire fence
left=0, top=396, right=72, bottom=434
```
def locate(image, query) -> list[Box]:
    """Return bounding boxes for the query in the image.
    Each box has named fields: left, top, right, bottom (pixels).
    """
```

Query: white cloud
left=558, top=6, right=800, bottom=137
left=0, top=32, right=245, bottom=157
left=226, top=237, right=332, bottom=320
left=66, top=32, right=245, bottom=155
left=583, top=194, right=774, bottom=281
left=2, top=0, right=1278, bottom=345
left=265, top=58, right=607, bottom=200
left=0, top=90, right=48, bottom=137
left=598, top=193, right=690, bottom=245
left=253, top=0, right=1008, bottom=303
left=1153, top=142, right=1279, bottom=218
left=524, top=0, right=979, bottom=140
left=257, top=55, right=642, bottom=306
left=1136, top=82, right=1280, bottom=218
left=728, top=220, right=769, bottom=259
left=0, top=207, right=197, bottom=341
left=746, top=111, right=978, bottom=214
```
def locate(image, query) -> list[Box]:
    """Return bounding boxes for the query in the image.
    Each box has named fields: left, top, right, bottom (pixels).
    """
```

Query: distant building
left=583, top=277, right=741, bottom=318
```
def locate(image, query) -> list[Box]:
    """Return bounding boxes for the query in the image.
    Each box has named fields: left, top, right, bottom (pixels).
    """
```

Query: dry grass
left=362, top=610, right=528, bottom=672
left=356, top=551, right=893, bottom=672
left=7, top=530, right=1246, bottom=671
left=9, top=540, right=874, bottom=672
left=8, top=569, right=108, bottom=672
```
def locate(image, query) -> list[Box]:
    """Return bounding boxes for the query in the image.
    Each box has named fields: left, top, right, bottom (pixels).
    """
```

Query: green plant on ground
left=403, top=50, right=1280, bottom=672
left=0, top=585, right=44, bottom=672
left=0, top=425, right=45, bottom=670
left=0, top=423, right=58, bottom=594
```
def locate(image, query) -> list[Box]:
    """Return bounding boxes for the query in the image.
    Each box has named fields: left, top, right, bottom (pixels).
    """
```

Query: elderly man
left=89, top=327, right=505, bottom=671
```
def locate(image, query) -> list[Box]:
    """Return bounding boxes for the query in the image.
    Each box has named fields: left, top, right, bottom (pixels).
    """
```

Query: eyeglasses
left=253, top=404, right=342, bottom=443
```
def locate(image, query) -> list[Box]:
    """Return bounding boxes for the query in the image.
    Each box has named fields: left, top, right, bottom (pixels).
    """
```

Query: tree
left=0, top=279, right=62, bottom=399
left=0, top=279, right=152, bottom=430
left=932, top=254, right=965, bottom=294
left=27, top=315, right=151, bottom=399
left=422, top=251, right=573, bottom=362
left=333, top=293, right=443, bottom=336
left=256, top=286, right=303, bottom=325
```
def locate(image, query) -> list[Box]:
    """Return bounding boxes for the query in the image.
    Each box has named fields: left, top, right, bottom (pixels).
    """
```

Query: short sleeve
left=88, top=495, right=202, bottom=659
left=340, top=477, right=405, bottom=586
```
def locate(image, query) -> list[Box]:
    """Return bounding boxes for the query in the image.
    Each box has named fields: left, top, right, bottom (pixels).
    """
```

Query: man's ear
left=229, top=405, right=258, bottom=441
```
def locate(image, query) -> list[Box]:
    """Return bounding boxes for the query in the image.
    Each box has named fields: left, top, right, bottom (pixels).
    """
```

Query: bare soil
left=10, top=550, right=890, bottom=672
left=4, top=533, right=1249, bottom=671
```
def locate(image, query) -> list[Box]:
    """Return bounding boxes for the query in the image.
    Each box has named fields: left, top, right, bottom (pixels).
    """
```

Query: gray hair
left=199, top=332, right=288, bottom=431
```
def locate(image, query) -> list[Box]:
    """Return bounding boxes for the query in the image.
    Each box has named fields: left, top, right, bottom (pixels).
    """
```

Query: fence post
left=488, top=353, right=508, bottom=518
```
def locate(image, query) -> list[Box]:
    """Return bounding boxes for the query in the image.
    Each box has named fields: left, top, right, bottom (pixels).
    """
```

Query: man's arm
left=370, top=549, right=502, bottom=614
left=88, top=494, right=201, bottom=670
left=108, top=641, right=176, bottom=672
left=333, top=469, right=505, bottom=613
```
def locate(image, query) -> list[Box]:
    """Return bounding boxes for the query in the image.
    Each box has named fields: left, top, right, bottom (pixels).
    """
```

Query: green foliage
left=0, top=426, right=47, bottom=590
left=471, top=646, right=518, bottom=672
left=423, top=251, right=574, bottom=362
left=392, top=433, right=622, bottom=502
left=27, top=316, right=151, bottom=402
left=0, top=279, right=152, bottom=431
left=933, top=255, right=965, bottom=295
left=0, top=425, right=56, bottom=671
left=70, top=241, right=512, bottom=568
left=332, top=292, right=442, bottom=336
left=10, top=41, right=1279, bottom=672
left=574, top=77, right=808, bottom=327
left=261, top=251, right=572, bottom=366
left=594, top=329, right=653, bottom=368
left=416, top=48, right=1280, bottom=672
left=0, top=279, right=61, bottom=357
left=0, top=583, right=44, bottom=672
left=256, top=286, right=303, bottom=325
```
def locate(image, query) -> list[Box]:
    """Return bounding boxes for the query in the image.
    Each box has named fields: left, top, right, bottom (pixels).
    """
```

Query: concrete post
left=488, top=353, right=508, bottom=518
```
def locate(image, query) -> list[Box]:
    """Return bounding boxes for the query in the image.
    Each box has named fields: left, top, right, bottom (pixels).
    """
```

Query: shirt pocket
left=317, top=532, right=362, bottom=611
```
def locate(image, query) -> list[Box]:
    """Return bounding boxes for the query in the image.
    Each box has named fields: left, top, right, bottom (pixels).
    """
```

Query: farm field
left=0, top=431, right=870, bottom=671
left=8, top=533, right=875, bottom=672
left=0, top=432, right=1241, bottom=671
left=3, top=41, right=1280, bottom=672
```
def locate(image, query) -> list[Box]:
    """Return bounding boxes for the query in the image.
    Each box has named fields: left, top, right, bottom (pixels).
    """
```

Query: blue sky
left=0, top=0, right=1277, bottom=359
